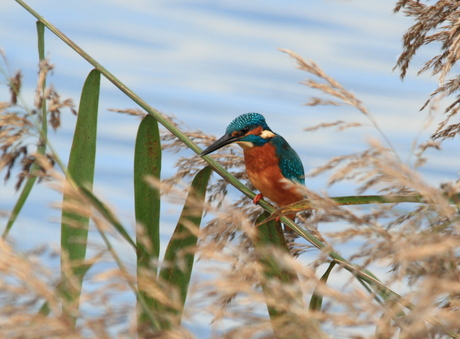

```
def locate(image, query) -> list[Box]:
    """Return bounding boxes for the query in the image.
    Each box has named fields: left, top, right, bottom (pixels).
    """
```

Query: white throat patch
left=236, top=141, right=254, bottom=148
left=260, top=130, right=276, bottom=139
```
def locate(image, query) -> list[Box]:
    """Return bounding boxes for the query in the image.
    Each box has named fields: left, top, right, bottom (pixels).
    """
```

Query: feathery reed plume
left=0, top=58, right=75, bottom=190
left=395, top=1, right=460, bottom=142
left=281, top=48, right=400, bottom=160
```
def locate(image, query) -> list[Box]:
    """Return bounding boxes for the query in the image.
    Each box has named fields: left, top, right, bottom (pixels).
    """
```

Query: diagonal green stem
left=267, top=193, right=460, bottom=224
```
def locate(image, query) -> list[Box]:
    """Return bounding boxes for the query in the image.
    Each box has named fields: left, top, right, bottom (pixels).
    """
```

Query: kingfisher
left=200, top=113, right=305, bottom=223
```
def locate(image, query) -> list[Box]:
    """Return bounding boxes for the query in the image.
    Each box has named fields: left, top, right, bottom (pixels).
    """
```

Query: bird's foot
left=253, top=193, right=263, bottom=205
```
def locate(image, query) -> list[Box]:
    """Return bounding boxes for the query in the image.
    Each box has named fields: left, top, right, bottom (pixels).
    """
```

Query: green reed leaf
left=135, top=114, right=162, bottom=269
left=254, top=212, right=317, bottom=337
left=134, top=114, right=162, bottom=330
left=158, top=166, right=212, bottom=327
left=60, top=69, right=99, bottom=322
left=309, top=261, right=336, bottom=311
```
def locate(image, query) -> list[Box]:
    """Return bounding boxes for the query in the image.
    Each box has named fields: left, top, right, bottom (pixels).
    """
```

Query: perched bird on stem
left=200, top=113, right=305, bottom=228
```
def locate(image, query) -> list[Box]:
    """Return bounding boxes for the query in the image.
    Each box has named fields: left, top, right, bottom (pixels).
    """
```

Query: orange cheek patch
left=247, top=126, right=262, bottom=135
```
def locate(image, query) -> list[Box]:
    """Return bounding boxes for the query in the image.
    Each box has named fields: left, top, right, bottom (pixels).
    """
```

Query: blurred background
left=1, top=0, right=458, bottom=336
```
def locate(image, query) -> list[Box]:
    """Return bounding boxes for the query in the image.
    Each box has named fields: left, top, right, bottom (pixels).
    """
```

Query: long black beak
left=200, top=134, right=240, bottom=156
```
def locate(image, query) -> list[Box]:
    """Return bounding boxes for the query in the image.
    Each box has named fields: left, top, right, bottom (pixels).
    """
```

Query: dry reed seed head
left=282, top=48, right=369, bottom=115
left=0, top=112, right=34, bottom=182
left=394, top=0, right=460, bottom=79
left=13, top=152, right=56, bottom=190
left=313, top=146, right=390, bottom=191
left=304, top=120, right=363, bottom=132
left=396, top=235, right=460, bottom=263
left=62, top=263, right=151, bottom=338
left=45, top=86, right=76, bottom=130
left=305, top=97, right=343, bottom=107
left=200, top=203, right=259, bottom=247
left=394, top=1, right=460, bottom=142
left=47, top=171, right=90, bottom=216
left=34, top=59, right=54, bottom=111
left=158, top=112, right=215, bottom=153
left=0, top=63, right=75, bottom=190
left=0, top=241, right=83, bottom=336
left=305, top=136, right=459, bottom=307
left=196, top=202, right=378, bottom=334
left=413, top=139, right=442, bottom=168
left=0, top=101, right=9, bottom=110
left=144, top=174, right=186, bottom=200
left=194, top=232, right=386, bottom=336
left=8, top=70, right=22, bottom=105
left=108, top=107, right=147, bottom=117
left=432, top=120, right=460, bottom=140
left=427, top=80, right=460, bottom=140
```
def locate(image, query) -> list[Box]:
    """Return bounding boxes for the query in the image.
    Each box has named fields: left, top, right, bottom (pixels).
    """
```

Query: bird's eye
left=241, top=126, right=250, bottom=133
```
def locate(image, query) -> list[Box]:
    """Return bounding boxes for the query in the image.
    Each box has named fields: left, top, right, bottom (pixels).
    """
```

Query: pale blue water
left=1, top=1, right=458, bottom=337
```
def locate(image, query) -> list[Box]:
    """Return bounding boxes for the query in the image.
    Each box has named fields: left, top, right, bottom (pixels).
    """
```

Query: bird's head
left=200, top=113, right=276, bottom=156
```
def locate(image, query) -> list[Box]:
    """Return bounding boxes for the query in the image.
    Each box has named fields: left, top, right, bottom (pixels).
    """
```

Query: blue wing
left=271, top=135, right=305, bottom=185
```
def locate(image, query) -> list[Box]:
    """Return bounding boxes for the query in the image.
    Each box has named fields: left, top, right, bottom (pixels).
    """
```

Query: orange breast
left=243, top=143, right=304, bottom=207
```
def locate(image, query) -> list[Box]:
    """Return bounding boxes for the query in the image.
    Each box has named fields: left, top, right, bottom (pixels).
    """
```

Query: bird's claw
left=253, top=193, right=263, bottom=205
